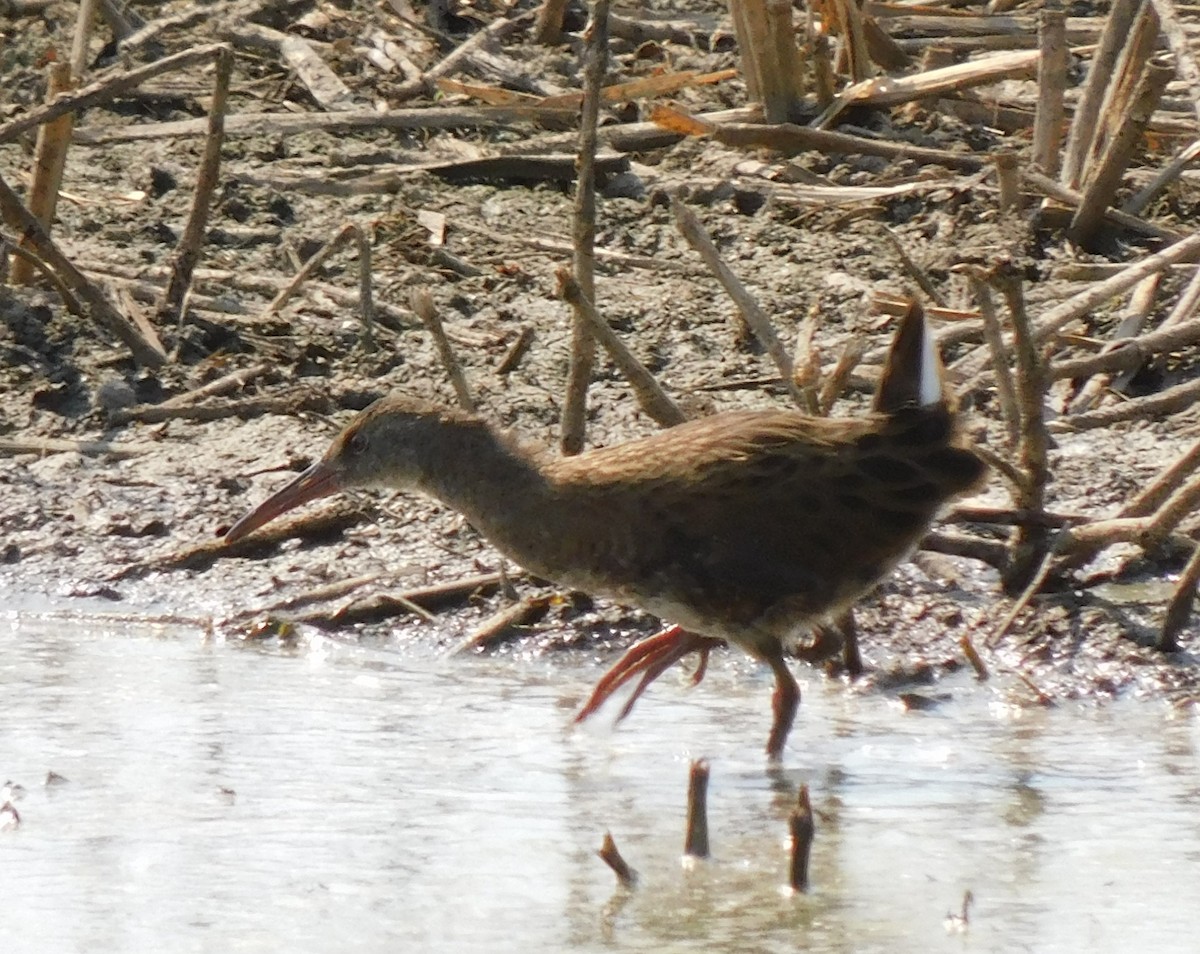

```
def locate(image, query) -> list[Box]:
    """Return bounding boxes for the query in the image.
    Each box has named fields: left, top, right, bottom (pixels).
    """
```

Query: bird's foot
left=575, top=625, right=725, bottom=725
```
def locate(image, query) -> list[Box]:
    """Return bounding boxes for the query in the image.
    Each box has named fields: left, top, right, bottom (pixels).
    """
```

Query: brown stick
left=451, top=595, right=551, bottom=654
left=597, top=832, right=638, bottom=889
left=1160, top=540, right=1200, bottom=652
left=684, top=759, right=710, bottom=859
left=69, top=0, right=100, bottom=77
left=968, top=273, right=1020, bottom=445
left=993, top=151, right=1021, bottom=214
left=10, top=61, right=73, bottom=286
left=960, top=635, right=990, bottom=680
left=157, top=45, right=233, bottom=327
left=0, top=43, right=230, bottom=144
left=0, top=173, right=165, bottom=366
left=1066, top=273, right=1160, bottom=411
left=997, top=270, right=1050, bottom=593
left=788, top=785, right=814, bottom=893
left=411, top=288, right=476, bottom=413
left=561, top=0, right=608, bottom=455
left=671, top=194, right=806, bottom=408
left=557, top=271, right=686, bottom=427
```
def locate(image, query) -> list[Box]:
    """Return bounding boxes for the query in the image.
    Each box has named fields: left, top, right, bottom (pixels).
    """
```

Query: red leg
left=764, top=651, right=800, bottom=761
left=575, top=626, right=725, bottom=725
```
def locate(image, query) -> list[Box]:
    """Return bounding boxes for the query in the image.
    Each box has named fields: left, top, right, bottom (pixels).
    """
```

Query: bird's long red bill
left=223, top=460, right=342, bottom=544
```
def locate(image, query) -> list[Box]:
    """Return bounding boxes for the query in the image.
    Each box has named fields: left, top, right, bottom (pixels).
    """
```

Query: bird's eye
left=348, top=432, right=368, bottom=455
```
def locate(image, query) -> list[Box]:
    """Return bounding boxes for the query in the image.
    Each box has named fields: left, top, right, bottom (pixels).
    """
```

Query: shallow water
left=2, top=615, right=1198, bottom=953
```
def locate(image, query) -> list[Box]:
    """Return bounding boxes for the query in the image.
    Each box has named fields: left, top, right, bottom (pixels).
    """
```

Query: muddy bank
left=1, top=0, right=1199, bottom=708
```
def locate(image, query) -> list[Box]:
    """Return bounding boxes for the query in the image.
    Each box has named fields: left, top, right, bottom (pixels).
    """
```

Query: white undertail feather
left=917, top=318, right=943, bottom=407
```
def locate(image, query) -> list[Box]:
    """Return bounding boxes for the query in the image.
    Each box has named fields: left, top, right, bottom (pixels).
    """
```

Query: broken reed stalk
left=1060, top=0, right=1141, bottom=188
left=598, top=832, right=638, bottom=889
left=262, top=221, right=376, bottom=350
left=0, top=173, right=165, bottom=366
left=1052, top=376, right=1200, bottom=432
left=1148, top=0, right=1200, bottom=129
left=792, top=306, right=822, bottom=414
left=1049, top=311, right=1200, bottom=385
left=960, top=635, right=989, bottom=680
left=10, top=60, right=73, bottom=286
left=670, top=194, right=807, bottom=409
left=1022, top=168, right=1182, bottom=243
left=684, top=759, right=711, bottom=859
left=1125, top=138, right=1200, bottom=216
left=556, top=270, right=686, bottom=427
left=879, top=227, right=944, bottom=305
left=0, top=42, right=228, bottom=144
left=561, top=0, right=609, bottom=455
left=69, top=0, right=100, bottom=75
left=1032, top=7, right=1067, bottom=177
left=451, top=594, right=550, bottom=654
left=968, top=273, right=1020, bottom=445
left=410, top=288, right=475, bottom=413
left=817, top=336, right=866, bottom=415
left=1068, top=60, right=1173, bottom=246
left=729, top=0, right=806, bottom=123
left=788, top=785, right=814, bottom=893
left=955, top=231, right=1200, bottom=383
left=1160, top=540, right=1200, bottom=652
left=1121, top=437, right=1200, bottom=519
left=1067, top=273, right=1160, bottom=412
left=997, top=271, right=1051, bottom=594
left=993, top=151, right=1021, bottom=214
left=156, top=45, right=232, bottom=327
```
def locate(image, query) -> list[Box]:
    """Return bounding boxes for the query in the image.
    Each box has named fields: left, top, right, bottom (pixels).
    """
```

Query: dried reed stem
left=411, top=288, right=476, bottom=413
left=561, top=0, right=608, bottom=455
left=788, top=785, right=814, bottom=892
left=598, top=832, right=638, bottom=889
left=1032, top=7, right=1067, bottom=176
left=684, top=759, right=711, bottom=859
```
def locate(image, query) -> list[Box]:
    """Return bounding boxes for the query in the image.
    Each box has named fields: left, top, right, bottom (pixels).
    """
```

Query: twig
left=968, top=272, right=1020, bottom=444
left=1022, top=168, right=1183, bottom=242
left=993, top=151, right=1021, bottom=213
left=1124, top=138, right=1200, bottom=216
left=1051, top=376, right=1200, bottom=432
left=0, top=42, right=229, bottom=144
left=997, top=270, right=1050, bottom=592
left=671, top=194, right=806, bottom=408
left=561, top=0, right=609, bottom=456
left=0, top=436, right=153, bottom=458
left=597, top=832, right=638, bottom=889
left=879, top=226, right=944, bottom=305
left=496, top=326, right=534, bottom=375
left=730, top=0, right=806, bottom=123
left=411, top=288, right=475, bottom=413
left=684, top=759, right=710, bottom=859
left=960, top=635, right=989, bottom=680
left=788, top=785, right=814, bottom=893
left=0, top=173, right=165, bottom=367
left=222, top=23, right=354, bottom=111
left=450, top=594, right=551, bottom=655
left=69, top=0, right=100, bottom=77
left=1160, top=540, right=1200, bottom=651
left=157, top=45, right=233, bottom=327
left=557, top=271, right=687, bottom=427
left=818, top=336, right=866, bottom=415
left=393, top=9, right=536, bottom=102
left=1066, top=272, right=1160, bottom=411
left=262, top=221, right=376, bottom=349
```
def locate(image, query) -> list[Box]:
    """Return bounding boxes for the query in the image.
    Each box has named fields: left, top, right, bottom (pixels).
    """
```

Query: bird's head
left=222, top=396, right=469, bottom=544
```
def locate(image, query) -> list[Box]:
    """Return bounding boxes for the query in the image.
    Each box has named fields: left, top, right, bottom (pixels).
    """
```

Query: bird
left=223, top=302, right=984, bottom=760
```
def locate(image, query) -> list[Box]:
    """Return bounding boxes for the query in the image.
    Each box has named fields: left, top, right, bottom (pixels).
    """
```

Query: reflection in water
left=1, top=616, right=1198, bottom=953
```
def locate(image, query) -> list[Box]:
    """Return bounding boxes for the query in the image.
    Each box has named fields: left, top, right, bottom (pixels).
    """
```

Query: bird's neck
left=415, top=419, right=556, bottom=531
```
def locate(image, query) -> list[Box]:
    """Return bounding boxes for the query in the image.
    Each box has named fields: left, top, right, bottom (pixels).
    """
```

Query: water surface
left=2, top=616, right=1198, bottom=953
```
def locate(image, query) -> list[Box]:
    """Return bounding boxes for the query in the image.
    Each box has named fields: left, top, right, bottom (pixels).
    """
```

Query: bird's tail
left=873, top=301, right=946, bottom=415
